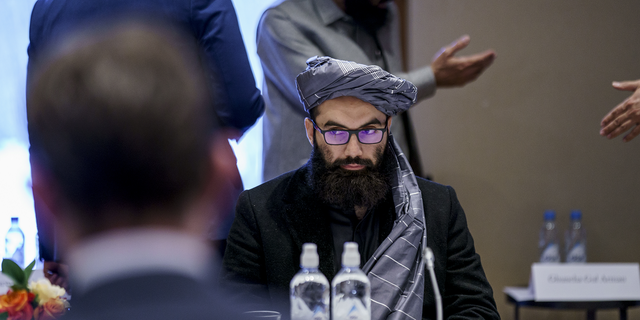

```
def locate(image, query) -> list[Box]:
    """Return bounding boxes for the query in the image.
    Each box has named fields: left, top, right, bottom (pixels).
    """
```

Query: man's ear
left=387, top=116, right=393, bottom=133
left=208, top=130, right=242, bottom=192
left=304, top=117, right=315, bottom=147
left=31, top=162, right=61, bottom=221
left=193, top=131, right=242, bottom=236
left=30, top=161, right=77, bottom=249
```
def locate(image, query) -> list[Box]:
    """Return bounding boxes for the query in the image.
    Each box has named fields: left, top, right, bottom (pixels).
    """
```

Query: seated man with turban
left=223, top=56, right=500, bottom=320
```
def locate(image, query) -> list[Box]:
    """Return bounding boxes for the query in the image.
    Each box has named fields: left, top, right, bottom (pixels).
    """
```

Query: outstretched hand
left=600, top=80, right=640, bottom=142
left=431, top=35, right=496, bottom=87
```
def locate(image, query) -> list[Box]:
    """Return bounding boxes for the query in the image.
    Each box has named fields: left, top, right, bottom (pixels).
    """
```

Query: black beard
left=309, top=137, right=394, bottom=211
left=344, top=0, right=390, bottom=34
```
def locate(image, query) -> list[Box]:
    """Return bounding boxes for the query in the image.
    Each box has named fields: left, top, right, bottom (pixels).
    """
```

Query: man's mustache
left=328, top=157, right=375, bottom=170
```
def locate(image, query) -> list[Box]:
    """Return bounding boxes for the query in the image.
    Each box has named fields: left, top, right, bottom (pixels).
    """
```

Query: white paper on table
left=503, top=286, right=534, bottom=302
left=531, top=263, right=640, bottom=301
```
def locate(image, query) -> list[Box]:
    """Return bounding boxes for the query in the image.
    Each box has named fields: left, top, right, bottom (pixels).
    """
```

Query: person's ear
left=30, top=161, right=77, bottom=250
left=387, top=116, right=393, bottom=133
left=31, top=162, right=61, bottom=221
left=208, top=130, right=243, bottom=193
left=191, top=131, right=243, bottom=237
left=304, top=118, right=315, bottom=147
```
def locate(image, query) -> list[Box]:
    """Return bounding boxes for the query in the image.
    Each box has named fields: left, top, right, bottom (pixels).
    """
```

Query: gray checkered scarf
left=361, top=134, right=426, bottom=320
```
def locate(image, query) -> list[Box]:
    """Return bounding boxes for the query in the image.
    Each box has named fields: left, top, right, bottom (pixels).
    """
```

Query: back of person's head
left=28, top=21, right=220, bottom=234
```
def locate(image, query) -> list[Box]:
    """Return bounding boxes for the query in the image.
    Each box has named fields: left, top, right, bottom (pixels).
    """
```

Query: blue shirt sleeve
left=191, top=0, right=264, bottom=133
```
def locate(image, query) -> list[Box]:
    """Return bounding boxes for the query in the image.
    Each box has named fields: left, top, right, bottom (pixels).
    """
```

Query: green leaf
left=1, top=259, right=25, bottom=287
left=23, top=260, right=36, bottom=283
left=0, top=311, right=8, bottom=320
left=9, top=282, right=28, bottom=292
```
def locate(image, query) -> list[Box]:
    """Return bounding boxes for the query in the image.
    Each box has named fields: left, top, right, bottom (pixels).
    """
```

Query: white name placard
left=531, top=263, right=640, bottom=301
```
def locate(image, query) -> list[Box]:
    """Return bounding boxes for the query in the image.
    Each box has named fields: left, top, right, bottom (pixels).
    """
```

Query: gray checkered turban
left=295, top=56, right=417, bottom=115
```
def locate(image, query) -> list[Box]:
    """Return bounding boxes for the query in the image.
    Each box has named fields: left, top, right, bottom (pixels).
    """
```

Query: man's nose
left=343, top=133, right=363, bottom=158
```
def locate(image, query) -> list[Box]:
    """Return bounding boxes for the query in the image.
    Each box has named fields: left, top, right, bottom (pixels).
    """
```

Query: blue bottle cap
left=544, top=210, right=556, bottom=221
left=10, top=217, right=18, bottom=223
left=570, top=210, right=582, bottom=220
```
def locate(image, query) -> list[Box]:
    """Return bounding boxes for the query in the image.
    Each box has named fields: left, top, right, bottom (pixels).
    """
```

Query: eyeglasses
left=310, top=118, right=388, bottom=145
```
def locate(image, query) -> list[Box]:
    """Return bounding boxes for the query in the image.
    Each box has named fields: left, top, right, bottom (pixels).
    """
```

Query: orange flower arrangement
left=0, top=260, right=69, bottom=320
left=33, top=299, right=66, bottom=320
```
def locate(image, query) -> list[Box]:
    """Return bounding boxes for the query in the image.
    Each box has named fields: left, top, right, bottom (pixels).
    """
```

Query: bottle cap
left=570, top=210, right=582, bottom=220
left=342, top=242, right=360, bottom=267
left=543, top=210, right=555, bottom=221
left=10, top=217, right=18, bottom=223
left=301, top=243, right=319, bottom=268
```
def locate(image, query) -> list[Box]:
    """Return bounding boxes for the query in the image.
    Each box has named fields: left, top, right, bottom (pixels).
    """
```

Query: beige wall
left=405, top=1, right=640, bottom=319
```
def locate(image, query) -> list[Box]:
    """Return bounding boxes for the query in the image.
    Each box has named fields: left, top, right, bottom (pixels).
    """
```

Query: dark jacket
left=223, top=163, right=500, bottom=320
left=64, top=273, right=250, bottom=320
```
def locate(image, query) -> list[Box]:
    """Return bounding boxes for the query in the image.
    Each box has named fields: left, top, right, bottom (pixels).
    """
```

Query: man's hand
left=431, top=35, right=496, bottom=87
left=600, top=80, right=640, bottom=142
left=43, top=261, right=70, bottom=292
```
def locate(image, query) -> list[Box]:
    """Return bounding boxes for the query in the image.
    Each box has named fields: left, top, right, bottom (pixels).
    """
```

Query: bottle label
left=540, top=244, right=560, bottom=263
left=291, top=297, right=329, bottom=320
left=333, top=298, right=370, bottom=320
left=566, top=243, right=586, bottom=263
left=5, top=233, right=25, bottom=268
left=291, top=278, right=329, bottom=320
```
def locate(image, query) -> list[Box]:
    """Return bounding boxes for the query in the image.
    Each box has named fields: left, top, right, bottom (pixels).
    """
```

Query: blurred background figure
left=600, top=79, right=640, bottom=142
left=28, top=21, right=245, bottom=319
left=26, top=0, right=264, bottom=282
left=258, top=0, right=496, bottom=181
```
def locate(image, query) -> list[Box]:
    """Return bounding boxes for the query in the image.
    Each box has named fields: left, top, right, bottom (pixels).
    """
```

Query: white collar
left=67, top=228, right=214, bottom=294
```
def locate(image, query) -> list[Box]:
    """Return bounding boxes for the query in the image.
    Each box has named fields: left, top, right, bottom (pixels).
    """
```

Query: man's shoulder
left=66, top=273, right=249, bottom=320
left=261, top=0, right=317, bottom=25
left=242, top=166, right=309, bottom=202
left=414, top=176, right=462, bottom=208
left=247, top=170, right=294, bottom=193
left=266, top=0, right=314, bottom=14
left=415, top=176, right=451, bottom=195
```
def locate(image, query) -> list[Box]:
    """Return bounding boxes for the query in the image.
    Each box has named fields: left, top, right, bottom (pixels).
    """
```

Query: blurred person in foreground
left=27, top=0, right=260, bottom=284
left=27, top=21, right=245, bottom=319
left=258, top=0, right=496, bottom=181
left=223, top=56, right=499, bottom=320
left=600, top=80, right=640, bottom=142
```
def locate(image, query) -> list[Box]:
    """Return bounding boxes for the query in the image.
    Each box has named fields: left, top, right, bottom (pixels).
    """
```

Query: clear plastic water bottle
left=5, top=217, right=25, bottom=268
left=539, top=210, right=560, bottom=263
left=565, top=210, right=587, bottom=263
left=331, top=242, right=371, bottom=320
left=290, top=243, right=329, bottom=320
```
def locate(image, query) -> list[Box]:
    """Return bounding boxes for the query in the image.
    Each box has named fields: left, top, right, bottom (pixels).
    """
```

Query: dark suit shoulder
left=242, top=169, right=294, bottom=203
left=248, top=168, right=295, bottom=192
left=242, top=165, right=310, bottom=204
left=415, top=176, right=449, bottom=193
left=64, top=273, right=249, bottom=320
left=415, top=176, right=457, bottom=203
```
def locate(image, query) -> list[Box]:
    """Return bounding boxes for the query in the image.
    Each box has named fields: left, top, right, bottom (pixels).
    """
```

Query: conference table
left=505, top=287, right=640, bottom=320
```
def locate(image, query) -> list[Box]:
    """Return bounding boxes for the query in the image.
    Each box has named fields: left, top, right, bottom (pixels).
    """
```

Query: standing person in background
left=28, top=21, right=248, bottom=320
left=26, top=0, right=263, bottom=283
left=600, top=80, right=640, bottom=142
left=258, top=0, right=496, bottom=181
